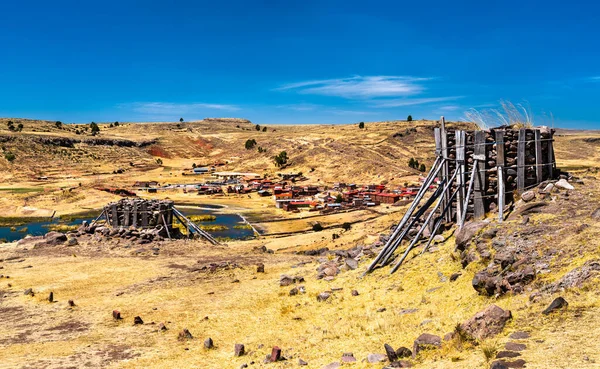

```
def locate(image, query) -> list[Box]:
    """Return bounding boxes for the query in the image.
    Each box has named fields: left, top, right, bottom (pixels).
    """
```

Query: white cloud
left=371, top=96, right=464, bottom=108
left=119, top=102, right=240, bottom=115
left=437, top=105, right=461, bottom=111
left=276, top=76, right=432, bottom=99
left=590, top=76, right=600, bottom=81
left=276, top=103, right=321, bottom=111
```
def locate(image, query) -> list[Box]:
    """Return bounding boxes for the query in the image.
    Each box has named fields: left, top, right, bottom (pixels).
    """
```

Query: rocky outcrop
left=461, top=305, right=512, bottom=340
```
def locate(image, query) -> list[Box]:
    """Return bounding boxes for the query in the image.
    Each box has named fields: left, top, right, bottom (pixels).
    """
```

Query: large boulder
left=43, top=232, right=67, bottom=246
left=455, top=221, right=489, bottom=251
left=461, top=305, right=512, bottom=340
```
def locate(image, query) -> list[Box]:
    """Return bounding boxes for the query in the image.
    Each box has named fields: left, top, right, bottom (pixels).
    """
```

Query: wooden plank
left=434, top=128, right=442, bottom=156
left=517, top=128, right=526, bottom=193
left=132, top=202, right=138, bottom=228
left=123, top=206, right=130, bottom=227
left=455, top=130, right=466, bottom=227
left=495, top=130, right=505, bottom=223
left=440, top=117, right=451, bottom=222
left=141, top=202, right=148, bottom=227
left=535, top=129, right=543, bottom=183
left=495, top=130, right=505, bottom=167
left=460, top=159, right=478, bottom=227
left=548, top=135, right=555, bottom=179
left=111, top=204, right=119, bottom=228
left=473, top=131, right=486, bottom=219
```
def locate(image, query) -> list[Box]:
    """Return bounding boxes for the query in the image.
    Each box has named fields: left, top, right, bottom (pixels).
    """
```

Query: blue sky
left=0, top=1, right=598, bottom=128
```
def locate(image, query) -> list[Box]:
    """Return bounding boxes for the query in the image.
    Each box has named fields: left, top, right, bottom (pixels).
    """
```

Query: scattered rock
left=341, top=352, right=356, bottom=363
left=133, top=316, right=144, bottom=325
left=351, top=289, right=359, bottom=296
left=390, top=361, right=413, bottom=368
left=450, top=273, right=461, bottom=282
left=492, top=359, right=526, bottom=368
left=43, top=231, right=68, bottom=246
left=234, top=343, right=245, bottom=357
left=455, top=221, right=489, bottom=250
left=68, top=299, right=76, bottom=307
left=591, top=208, right=600, bottom=220
left=112, top=310, right=122, bottom=320
left=345, top=258, right=358, bottom=270
left=384, top=343, right=398, bottom=361
left=550, top=260, right=600, bottom=292
left=497, top=351, right=521, bottom=359
left=321, top=362, right=340, bottom=369
left=555, top=179, right=574, bottom=190
left=289, top=287, right=299, bottom=296
left=412, top=333, right=441, bottom=358
left=158, top=322, right=167, bottom=331
left=367, top=353, right=386, bottom=363
left=178, top=328, right=193, bottom=340
left=433, top=234, right=445, bottom=243
left=24, top=288, right=33, bottom=296
left=204, top=337, right=214, bottom=349
left=299, top=358, right=308, bottom=365
left=396, top=347, right=412, bottom=358
left=317, top=292, right=331, bottom=302
left=280, top=275, right=304, bottom=286
left=377, top=307, right=387, bottom=313
left=542, top=297, right=568, bottom=315
left=270, top=346, right=282, bottom=362
left=490, top=361, right=509, bottom=369
left=257, top=263, right=265, bottom=273
left=461, top=305, right=512, bottom=340
left=521, top=191, right=535, bottom=202
left=504, top=342, right=526, bottom=351
left=509, top=331, right=530, bottom=340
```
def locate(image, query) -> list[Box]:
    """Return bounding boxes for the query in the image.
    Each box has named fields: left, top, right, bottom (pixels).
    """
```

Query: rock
left=551, top=260, right=600, bottom=291
left=256, top=263, right=265, bottom=273
left=298, top=358, right=308, bottom=365
left=591, top=208, right=600, bottom=220
left=509, top=331, right=530, bottom=340
left=66, top=237, right=78, bottom=246
left=555, top=179, right=574, bottom=190
left=504, top=342, right=526, bottom=351
left=48, top=292, right=54, bottom=302
left=384, top=343, right=398, bottom=361
left=412, top=333, right=441, bottom=358
left=377, top=307, right=387, bottom=312
left=490, top=361, right=509, bottom=369
left=112, top=310, right=122, bottom=320
left=178, top=328, right=193, bottom=340
left=351, top=289, right=359, bottom=296
left=390, top=361, right=413, bottom=368
left=543, top=183, right=555, bottom=193
left=203, top=337, right=214, bottom=348
left=521, top=191, right=535, bottom=202
left=23, top=288, right=33, bottom=296
left=492, top=359, right=526, bottom=368
left=321, top=363, right=340, bottom=369
left=158, top=322, right=167, bottom=331
left=367, top=353, right=387, bottom=363
left=134, top=316, right=144, bottom=325
left=341, top=353, right=356, bottom=363
left=270, top=346, right=282, bottom=362
left=455, top=221, right=489, bottom=250
left=461, top=305, right=512, bottom=340
left=68, top=299, right=75, bottom=307
left=450, top=273, right=461, bottom=282
left=43, top=231, right=68, bottom=246
left=395, top=347, right=412, bottom=358
left=542, top=297, right=568, bottom=315
left=494, top=251, right=515, bottom=269
left=507, top=202, right=547, bottom=220
left=234, top=343, right=245, bottom=357
left=289, top=287, right=299, bottom=296
left=317, top=292, right=331, bottom=302
left=481, top=228, right=498, bottom=239
left=433, top=235, right=445, bottom=243
left=280, top=275, right=304, bottom=286
left=345, top=258, right=358, bottom=270
left=496, top=351, right=521, bottom=359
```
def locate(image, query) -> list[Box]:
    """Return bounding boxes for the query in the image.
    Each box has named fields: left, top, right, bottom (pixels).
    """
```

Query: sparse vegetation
left=4, top=151, right=16, bottom=162
left=358, top=122, right=365, bottom=129
left=255, top=124, right=261, bottom=131
left=245, top=139, right=257, bottom=150
left=419, top=163, right=426, bottom=172
left=274, top=151, right=288, bottom=167
left=407, top=114, right=413, bottom=122
left=312, top=222, right=323, bottom=232
left=90, top=122, right=100, bottom=134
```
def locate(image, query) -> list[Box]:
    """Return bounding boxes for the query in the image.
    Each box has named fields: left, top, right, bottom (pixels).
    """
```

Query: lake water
left=0, top=205, right=255, bottom=243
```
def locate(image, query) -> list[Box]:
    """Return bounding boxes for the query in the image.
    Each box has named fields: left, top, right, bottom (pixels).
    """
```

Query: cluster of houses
left=131, top=172, right=431, bottom=214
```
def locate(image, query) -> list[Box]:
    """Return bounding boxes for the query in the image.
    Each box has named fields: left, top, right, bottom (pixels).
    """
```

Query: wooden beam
left=495, top=130, right=505, bottom=223
left=455, top=130, right=466, bottom=227
left=535, top=129, right=543, bottom=183
left=111, top=204, right=119, bottom=228
left=548, top=134, right=555, bottom=179
left=517, top=128, right=526, bottom=193
left=440, top=117, right=451, bottom=222
left=473, top=131, right=486, bottom=219
left=141, top=202, right=148, bottom=227
left=460, top=159, right=478, bottom=228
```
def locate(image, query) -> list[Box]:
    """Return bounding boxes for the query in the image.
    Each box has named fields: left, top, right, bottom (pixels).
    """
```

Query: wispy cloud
left=276, top=76, right=432, bottom=99
left=275, top=103, right=321, bottom=111
left=371, top=96, right=464, bottom=108
left=118, top=102, right=240, bottom=115
left=437, top=105, right=461, bottom=112
left=590, top=76, right=600, bottom=82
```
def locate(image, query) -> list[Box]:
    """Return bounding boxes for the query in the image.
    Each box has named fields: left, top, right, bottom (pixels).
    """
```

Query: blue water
left=0, top=205, right=254, bottom=243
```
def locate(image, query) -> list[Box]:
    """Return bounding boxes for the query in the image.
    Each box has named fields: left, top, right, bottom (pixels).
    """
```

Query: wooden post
left=141, top=202, right=148, bottom=227
left=440, top=117, right=451, bottom=222
left=517, top=128, right=526, bottom=193
left=473, top=131, right=486, bottom=219
left=547, top=134, right=555, bottom=179
left=434, top=128, right=442, bottom=157
left=495, top=130, right=505, bottom=223
left=132, top=202, right=138, bottom=228
left=123, top=205, right=130, bottom=227
left=534, top=129, right=543, bottom=183
left=461, top=160, right=478, bottom=227
left=111, top=204, right=119, bottom=228
left=455, top=130, right=466, bottom=228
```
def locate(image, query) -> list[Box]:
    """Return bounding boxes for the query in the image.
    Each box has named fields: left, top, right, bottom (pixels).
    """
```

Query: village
left=130, top=167, right=426, bottom=214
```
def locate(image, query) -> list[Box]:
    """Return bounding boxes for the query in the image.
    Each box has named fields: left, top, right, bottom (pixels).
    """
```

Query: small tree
left=255, top=124, right=261, bottom=131
left=407, top=115, right=413, bottom=122
left=274, top=151, right=288, bottom=167
left=192, top=163, right=197, bottom=168
left=4, top=152, right=16, bottom=162
left=312, top=223, right=324, bottom=232
left=180, top=118, right=184, bottom=122
left=358, top=122, right=365, bottom=129
left=262, top=126, right=267, bottom=132
left=90, top=122, right=100, bottom=134
left=408, top=158, right=415, bottom=168
left=17, top=123, right=23, bottom=132
left=419, top=163, right=426, bottom=172
left=55, top=121, right=62, bottom=128
left=335, top=194, right=343, bottom=203
left=341, top=222, right=352, bottom=231
left=114, top=121, right=119, bottom=126
left=156, top=158, right=163, bottom=165
left=245, top=139, right=257, bottom=150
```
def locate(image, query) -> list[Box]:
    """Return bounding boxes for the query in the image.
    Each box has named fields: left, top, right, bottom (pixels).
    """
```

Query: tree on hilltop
left=407, top=115, right=413, bottom=122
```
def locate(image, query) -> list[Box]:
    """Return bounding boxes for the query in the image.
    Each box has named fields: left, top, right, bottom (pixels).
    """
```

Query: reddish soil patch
left=146, top=145, right=171, bottom=159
